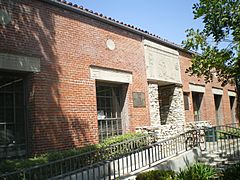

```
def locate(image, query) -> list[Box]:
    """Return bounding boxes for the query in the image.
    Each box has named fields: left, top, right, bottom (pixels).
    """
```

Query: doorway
left=192, top=92, right=203, bottom=121
left=214, top=94, right=222, bottom=126
left=0, top=73, right=26, bottom=158
left=229, top=96, right=236, bottom=125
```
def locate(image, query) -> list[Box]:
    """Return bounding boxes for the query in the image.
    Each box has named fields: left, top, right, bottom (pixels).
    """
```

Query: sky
left=69, top=0, right=203, bottom=45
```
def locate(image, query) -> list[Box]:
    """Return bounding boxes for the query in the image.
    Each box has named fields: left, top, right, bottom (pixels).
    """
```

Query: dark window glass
left=15, top=93, right=24, bottom=107
left=0, top=94, right=4, bottom=106
left=5, top=108, right=14, bottom=123
left=183, top=92, right=189, bottom=110
left=214, top=94, right=222, bottom=125
left=192, top=92, right=203, bottom=121
left=0, top=108, right=4, bottom=122
left=0, top=125, right=5, bottom=144
left=229, top=96, right=236, bottom=124
left=5, top=93, right=13, bottom=107
left=0, top=75, right=26, bottom=158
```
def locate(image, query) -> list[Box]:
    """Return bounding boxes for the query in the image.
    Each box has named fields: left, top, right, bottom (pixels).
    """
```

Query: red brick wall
left=179, top=51, right=237, bottom=126
left=0, top=0, right=150, bottom=154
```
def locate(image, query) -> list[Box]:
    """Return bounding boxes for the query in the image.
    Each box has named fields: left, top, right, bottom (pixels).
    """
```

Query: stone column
left=148, top=83, right=161, bottom=126
left=156, top=86, right=185, bottom=139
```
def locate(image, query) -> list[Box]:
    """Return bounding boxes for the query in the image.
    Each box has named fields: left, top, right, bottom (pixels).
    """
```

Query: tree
left=183, top=0, right=240, bottom=116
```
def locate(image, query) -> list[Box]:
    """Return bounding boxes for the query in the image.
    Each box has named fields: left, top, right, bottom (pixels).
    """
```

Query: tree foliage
left=182, top=0, right=240, bottom=86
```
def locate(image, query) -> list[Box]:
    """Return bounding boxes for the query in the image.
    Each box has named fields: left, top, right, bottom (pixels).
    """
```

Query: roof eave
left=42, top=0, right=195, bottom=55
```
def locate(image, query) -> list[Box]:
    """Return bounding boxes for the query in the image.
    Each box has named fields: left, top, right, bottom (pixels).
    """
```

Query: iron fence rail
left=49, top=130, right=196, bottom=180
left=0, top=134, right=153, bottom=180
left=204, top=125, right=240, bottom=157
left=1, top=124, right=240, bottom=180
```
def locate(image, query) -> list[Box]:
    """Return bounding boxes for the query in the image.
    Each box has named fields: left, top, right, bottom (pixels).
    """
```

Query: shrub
left=46, top=144, right=98, bottom=161
left=223, top=163, right=240, bottom=180
left=177, top=163, right=216, bottom=180
left=0, top=132, right=147, bottom=175
left=136, top=170, right=175, bottom=180
left=217, top=131, right=227, bottom=139
left=218, top=129, right=240, bottom=138
left=0, top=156, right=48, bottom=175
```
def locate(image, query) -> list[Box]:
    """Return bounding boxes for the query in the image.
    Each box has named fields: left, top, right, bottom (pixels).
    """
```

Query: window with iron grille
left=96, top=84, right=122, bottom=141
left=0, top=74, right=26, bottom=158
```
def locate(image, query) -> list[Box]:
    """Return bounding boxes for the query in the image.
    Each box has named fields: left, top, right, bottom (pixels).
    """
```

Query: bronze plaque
left=133, top=92, right=146, bottom=107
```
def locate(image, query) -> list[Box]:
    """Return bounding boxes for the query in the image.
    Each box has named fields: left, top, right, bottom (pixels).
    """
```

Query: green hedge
left=0, top=132, right=146, bottom=175
left=136, top=170, right=175, bottom=180
left=223, top=162, right=240, bottom=180
left=136, top=163, right=216, bottom=180
left=218, top=129, right=240, bottom=139
left=177, top=163, right=216, bottom=180
left=136, top=162, right=240, bottom=180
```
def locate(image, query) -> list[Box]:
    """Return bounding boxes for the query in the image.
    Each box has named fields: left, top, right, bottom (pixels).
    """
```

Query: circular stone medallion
left=106, top=39, right=115, bottom=50
left=0, top=10, right=11, bottom=26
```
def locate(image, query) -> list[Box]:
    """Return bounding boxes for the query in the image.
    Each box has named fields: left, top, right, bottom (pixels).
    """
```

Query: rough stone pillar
left=148, top=83, right=161, bottom=126
left=155, top=86, right=185, bottom=139
left=159, top=85, right=185, bottom=125
left=171, top=86, right=185, bottom=126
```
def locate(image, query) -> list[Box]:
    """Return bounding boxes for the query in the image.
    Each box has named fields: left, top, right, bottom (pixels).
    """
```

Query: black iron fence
left=0, top=134, right=154, bottom=180
left=1, top=123, right=240, bottom=180
left=204, top=124, right=240, bottom=158
left=46, top=131, right=197, bottom=180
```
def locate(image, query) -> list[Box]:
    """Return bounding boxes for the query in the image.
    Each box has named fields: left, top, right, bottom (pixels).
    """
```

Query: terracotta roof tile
left=47, top=0, right=194, bottom=53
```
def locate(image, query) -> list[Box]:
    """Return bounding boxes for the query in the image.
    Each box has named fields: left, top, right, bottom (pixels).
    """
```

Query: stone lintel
left=0, top=53, right=40, bottom=72
left=90, top=66, right=132, bottom=84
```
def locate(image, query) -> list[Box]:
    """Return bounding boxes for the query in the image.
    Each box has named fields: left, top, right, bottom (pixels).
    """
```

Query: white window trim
left=228, top=91, right=236, bottom=97
left=189, top=84, right=205, bottom=93
left=212, top=88, right=223, bottom=95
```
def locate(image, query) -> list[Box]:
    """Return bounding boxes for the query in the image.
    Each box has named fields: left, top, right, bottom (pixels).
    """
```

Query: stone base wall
left=154, top=124, right=185, bottom=140
left=135, top=124, right=185, bottom=140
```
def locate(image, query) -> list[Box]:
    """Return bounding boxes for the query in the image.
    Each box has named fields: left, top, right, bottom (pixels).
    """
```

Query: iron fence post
left=148, top=147, right=151, bottom=167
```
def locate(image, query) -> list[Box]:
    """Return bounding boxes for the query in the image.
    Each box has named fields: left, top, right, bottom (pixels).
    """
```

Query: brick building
left=0, top=0, right=237, bottom=158
left=179, top=51, right=237, bottom=126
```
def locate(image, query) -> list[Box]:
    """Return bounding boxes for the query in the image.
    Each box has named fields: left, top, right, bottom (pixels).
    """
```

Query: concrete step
left=213, top=151, right=223, bottom=155
left=201, top=151, right=209, bottom=156
left=203, top=162, right=219, bottom=167
left=214, top=150, right=231, bottom=157
left=226, top=160, right=240, bottom=165
left=215, top=167, right=225, bottom=172
left=206, top=154, right=219, bottom=159
left=228, top=156, right=240, bottom=161
left=228, top=161, right=237, bottom=165
left=217, top=164, right=228, bottom=169
left=198, top=157, right=209, bottom=163
left=214, top=158, right=228, bottom=165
